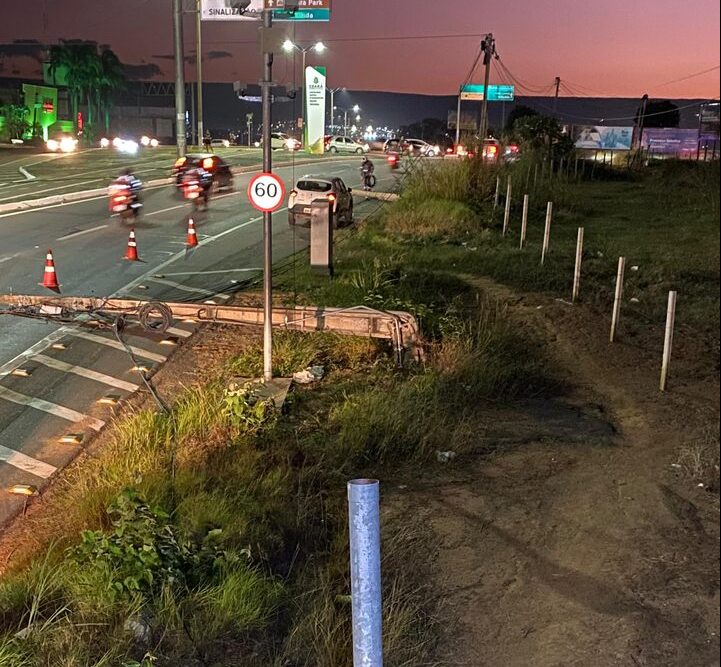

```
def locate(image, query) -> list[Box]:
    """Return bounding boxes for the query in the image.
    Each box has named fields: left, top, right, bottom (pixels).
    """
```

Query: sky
left=0, top=0, right=719, bottom=99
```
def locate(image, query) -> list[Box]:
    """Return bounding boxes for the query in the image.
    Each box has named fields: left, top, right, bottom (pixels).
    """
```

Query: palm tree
left=48, top=41, right=99, bottom=136
left=97, top=49, right=126, bottom=135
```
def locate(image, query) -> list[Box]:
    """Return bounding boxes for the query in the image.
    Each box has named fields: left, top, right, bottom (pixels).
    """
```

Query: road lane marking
left=0, top=329, right=70, bottom=378
left=0, top=178, right=107, bottom=203
left=32, top=354, right=140, bottom=392
left=19, top=167, right=36, bottom=181
left=0, top=386, right=105, bottom=432
left=65, top=331, right=167, bottom=363
left=57, top=224, right=109, bottom=241
left=0, top=255, right=18, bottom=264
left=145, top=277, right=220, bottom=297
left=0, top=444, right=57, bottom=480
left=162, top=268, right=262, bottom=276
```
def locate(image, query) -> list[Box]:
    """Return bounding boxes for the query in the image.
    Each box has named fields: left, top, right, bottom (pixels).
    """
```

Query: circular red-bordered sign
left=247, top=172, right=286, bottom=212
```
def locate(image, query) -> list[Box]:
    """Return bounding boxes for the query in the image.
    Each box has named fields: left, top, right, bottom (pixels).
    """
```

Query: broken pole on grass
left=574, top=156, right=579, bottom=180
left=348, top=479, right=383, bottom=667
left=541, top=201, right=553, bottom=265
left=503, top=176, right=512, bottom=235
left=493, top=175, right=501, bottom=211
left=660, top=291, right=678, bottom=392
left=533, top=163, right=539, bottom=189
left=609, top=256, right=626, bottom=342
left=572, top=227, right=584, bottom=302
left=520, top=194, right=530, bottom=249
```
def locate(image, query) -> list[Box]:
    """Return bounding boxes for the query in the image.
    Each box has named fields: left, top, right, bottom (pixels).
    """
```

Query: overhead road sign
left=234, top=82, right=297, bottom=103
left=201, top=0, right=264, bottom=21
left=201, top=0, right=330, bottom=20
left=265, top=0, right=331, bottom=21
left=461, top=84, right=515, bottom=101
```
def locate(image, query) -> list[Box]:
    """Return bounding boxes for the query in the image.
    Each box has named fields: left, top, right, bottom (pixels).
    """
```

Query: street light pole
left=478, top=33, right=495, bottom=151
left=196, top=0, right=204, bottom=147
left=301, top=48, right=307, bottom=146
left=172, top=0, right=187, bottom=157
left=328, top=87, right=342, bottom=133
left=261, top=9, right=274, bottom=382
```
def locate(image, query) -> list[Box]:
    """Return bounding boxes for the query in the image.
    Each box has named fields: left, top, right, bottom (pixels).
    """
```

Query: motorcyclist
left=182, top=165, right=213, bottom=209
left=360, top=156, right=375, bottom=190
left=110, top=168, right=142, bottom=215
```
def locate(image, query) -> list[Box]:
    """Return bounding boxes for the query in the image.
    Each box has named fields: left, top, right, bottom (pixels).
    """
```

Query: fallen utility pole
left=0, top=296, right=423, bottom=366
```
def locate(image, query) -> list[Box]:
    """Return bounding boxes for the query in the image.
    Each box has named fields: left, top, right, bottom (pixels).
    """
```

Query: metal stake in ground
left=520, top=194, right=529, bottom=249
left=348, top=479, right=383, bottom=667
left=493, top=175, right=501, bottom=212
left=610, top=257, right=626, bottom=342
left=660, top=291, right=678, bottom=392
left=541, top=202, right=553, bottom=265
left=572, top=227, right=584, bottom=303
left=503, top=176, right=512, bottom=236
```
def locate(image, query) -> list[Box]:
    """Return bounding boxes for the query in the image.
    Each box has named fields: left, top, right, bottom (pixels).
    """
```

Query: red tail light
left=487, top=145, right=498, bottom=155
left=202, top=158, right=214, bottom=170
left=328, top=194, right=337, bottom=203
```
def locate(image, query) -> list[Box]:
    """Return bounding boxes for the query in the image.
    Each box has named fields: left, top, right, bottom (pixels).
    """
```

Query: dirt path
left=393, top=283, right=720, bottom=667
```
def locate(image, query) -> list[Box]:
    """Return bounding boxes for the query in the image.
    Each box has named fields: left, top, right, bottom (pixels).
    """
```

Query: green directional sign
left=266, top=0, right=331, bottom=21
left=461, top=84, right=515, bottom=102
left=273, top=8, right=330, bottom=20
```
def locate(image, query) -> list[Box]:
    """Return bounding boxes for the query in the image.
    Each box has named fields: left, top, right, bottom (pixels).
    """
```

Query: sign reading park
left=460, top=84, right=515, bottom=102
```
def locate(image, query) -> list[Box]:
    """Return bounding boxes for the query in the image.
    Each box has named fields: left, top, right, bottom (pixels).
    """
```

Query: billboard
left=641, top=128, right=700, bottom=155
left=461, top=84, right=515, bottom=102
left=305, top=66, right=326, bottom=154
left=202, top=0, right=330, bottom=21
left=574, top=126, right=634, bottom=150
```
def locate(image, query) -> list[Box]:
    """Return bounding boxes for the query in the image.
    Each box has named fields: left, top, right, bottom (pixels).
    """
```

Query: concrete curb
left=0, top=156, right=354, bottom=215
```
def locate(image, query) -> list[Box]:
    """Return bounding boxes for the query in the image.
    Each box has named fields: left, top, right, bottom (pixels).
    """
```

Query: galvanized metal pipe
left=348, top=479, right=383, bottom=667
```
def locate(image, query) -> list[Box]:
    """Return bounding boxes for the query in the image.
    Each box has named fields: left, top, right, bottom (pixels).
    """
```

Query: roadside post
left=520, top=194, right=529, bottom=249
left=503, top=176, right=512, bottom=235
left=348, top=479, right=383, bottom=667
left=660, top=291, right=678, bottom=392
left=609, top=257, right=626, bottom=342
left=572, top=227, right=584, bottom=302
left=541, top=202, right=553, bottom=265
left=310, top=199, right=334, bottom=276
left=493, top=175, right=501, bottom=211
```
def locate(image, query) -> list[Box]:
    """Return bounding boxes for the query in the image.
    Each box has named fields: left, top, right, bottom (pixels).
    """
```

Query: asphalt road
left=0, top=156, right=396, bottom=524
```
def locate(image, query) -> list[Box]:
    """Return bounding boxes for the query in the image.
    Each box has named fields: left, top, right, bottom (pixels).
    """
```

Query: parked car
left=172, top=153, right=234, bottom=191
left=326, top=136, right=370, bottom=155
left=210, top=138, right=231, bottom=148
left=403, top=139, right=442, bottom=157
left=288, top=176, right=354, bottom=227
left=383, top=138, right=403, bottom=153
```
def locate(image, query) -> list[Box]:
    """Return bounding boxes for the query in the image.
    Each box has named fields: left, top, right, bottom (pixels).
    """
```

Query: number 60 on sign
left=247, top=173, right=286, bottom=212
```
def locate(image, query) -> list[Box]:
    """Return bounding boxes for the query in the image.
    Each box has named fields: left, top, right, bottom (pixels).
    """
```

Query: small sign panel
left=248, top=172, right=286, bottom=212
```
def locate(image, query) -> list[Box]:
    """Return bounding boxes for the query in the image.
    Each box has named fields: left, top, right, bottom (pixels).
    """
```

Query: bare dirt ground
left=391, top=282, right=720, bottom=667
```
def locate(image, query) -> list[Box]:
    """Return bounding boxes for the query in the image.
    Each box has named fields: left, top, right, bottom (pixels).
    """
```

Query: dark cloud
left=208, top=50, right=232, bottom=60
left=0, top=39, right=45, bottom=61
left=122, top=63, right=163, bottom=80
left=152, top=53, right=196, bottom=65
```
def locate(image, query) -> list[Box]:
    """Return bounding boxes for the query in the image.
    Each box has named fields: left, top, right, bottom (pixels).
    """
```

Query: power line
left=649, top=64, right=720, bottom=90
left=204, top=33, right=484, bottom=47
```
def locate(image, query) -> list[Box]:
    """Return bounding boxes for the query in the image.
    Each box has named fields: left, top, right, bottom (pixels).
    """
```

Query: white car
left=327, top=136, right=370, bottom=155
left=210, top=139, right=231, bottom=148
left=288, top=176, right=354, bottom=227
left=404, top=139, right=441, bottom=157
left=270, top=132, right=301, bottom=151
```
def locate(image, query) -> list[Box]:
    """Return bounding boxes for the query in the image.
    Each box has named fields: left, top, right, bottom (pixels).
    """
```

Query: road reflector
left=160, top=337, right=179, bottom=346
left=11, top=368, right=33, bottom=378
left=59, top=433, right=84, bottom=445
left=51, top=342, right=68, bottom=350
left=98, top=394, right=120, bottom=406
left=132, top=363, right=154, bottom=374
left=182, top=318, right=197, bottom=324
left=9, top=485, right=38, bottom=497
left=204, top=300, right=217, bottom=305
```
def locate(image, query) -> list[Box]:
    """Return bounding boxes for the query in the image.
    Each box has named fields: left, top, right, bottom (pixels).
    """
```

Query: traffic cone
left=40, top=250, right=60, bottom=292
left=186, top=218, right=198, bottom=248
left=125, top=229, right=140, bottom=261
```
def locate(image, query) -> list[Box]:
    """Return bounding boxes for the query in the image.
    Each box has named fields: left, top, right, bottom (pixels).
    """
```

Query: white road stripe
left=32, top=354, right=140, bottom=392
left=0, top=386, right=105, bottom=431
left=0, top=444, right=57, bottom=480
left=57, top=224, right=108, bottom=241
left=0, top=329, right=70, bottom=378
left=146, top=277, right=219, bottom=297
left=18, top=167, right=36, bottom=181
left=162, top=268, right=262, bottom=276
left=166, top=327, right=193, bottom=338
left=65, top=331, right=167, bottom=363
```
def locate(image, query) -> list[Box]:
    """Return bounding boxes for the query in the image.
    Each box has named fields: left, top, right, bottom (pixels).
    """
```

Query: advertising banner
left=201, top=0, right=330, bottom=21
left=460, top=84, right=515, bottom=102
left=305, top=66, right=327, bottom=154
left=574, top=126, right=634, bottom=150
left=641, top=128, right=700, bottom=155
left=201, top=0, right=264, bottom=21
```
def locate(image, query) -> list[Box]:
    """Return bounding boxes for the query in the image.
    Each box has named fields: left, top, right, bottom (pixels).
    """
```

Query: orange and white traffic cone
left=125, top=229, right=140, bottom=261
left=186, top=218, right=198, bottom=248
left=40, top=249, right=60, bottom=292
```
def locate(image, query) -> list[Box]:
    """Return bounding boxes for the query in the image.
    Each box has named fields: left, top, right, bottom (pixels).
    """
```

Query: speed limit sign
left=247, top=172, right=286, bottom=212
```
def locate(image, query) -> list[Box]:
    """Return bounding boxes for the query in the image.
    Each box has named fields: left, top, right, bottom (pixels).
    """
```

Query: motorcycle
left=387, top=152, right=400, bottom=171
left=182, top=177, right=209, bottom=211
left=108, top=183, right=141, bottom=220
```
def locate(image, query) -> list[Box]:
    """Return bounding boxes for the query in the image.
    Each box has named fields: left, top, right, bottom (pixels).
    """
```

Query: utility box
left=309, top=199, right=334, bottom=277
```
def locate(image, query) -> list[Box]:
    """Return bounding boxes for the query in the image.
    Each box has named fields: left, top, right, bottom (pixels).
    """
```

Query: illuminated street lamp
left=282, top=40, right=326, bottom=146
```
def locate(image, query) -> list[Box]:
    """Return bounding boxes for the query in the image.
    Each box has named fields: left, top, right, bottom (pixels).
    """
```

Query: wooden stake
left=610, top=257, right=626, bottom=342
left=503, top=176, right=512, bottom=235
left=541, top=202, right=553, bottom=264
left=572, top=227, right=584, bottom=302
left=520, top=194, right=529, bottom=249
left=660, top=291, right=678, bottom=392
left=533, top=163, right=539, bottom=188
left=493, top=175, right=501, bottom=211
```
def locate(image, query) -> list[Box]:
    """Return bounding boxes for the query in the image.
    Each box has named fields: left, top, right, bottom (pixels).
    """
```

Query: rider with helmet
left=360, top=156, right=375, bottom=191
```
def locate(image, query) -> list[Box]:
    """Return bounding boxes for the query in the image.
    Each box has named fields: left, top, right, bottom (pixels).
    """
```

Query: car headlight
left=140, top=136, right=151, bottom=146
left=150, top=138, right=159, bottom=147
left=100, top=137, right=110, bottom=148
left=223, top=140, right=230, bottom=148
left=59, top=138, right=77, bottom=153
left=46, top=139, right=59, bottom=151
